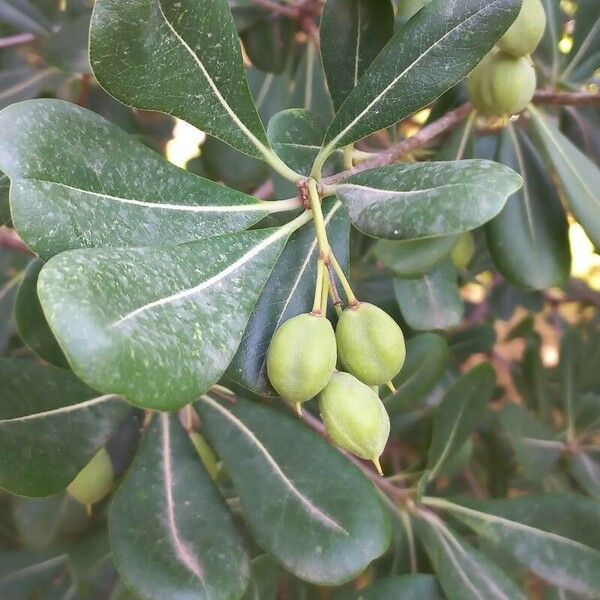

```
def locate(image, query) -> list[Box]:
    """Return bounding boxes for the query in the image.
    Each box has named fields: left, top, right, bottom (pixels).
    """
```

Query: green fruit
left=190, top=432, right=219, bottom=480
left=336, top=303, right=405, bottom=386
left=499, top=0, right=546, bottom=57
left=67, top=448, right=113, bottom=506
left=468, top=51, right=536, bottom=117
left=451, top=232, right=475, bottom=270
left=320, top=372, right=390, bottom=472
left=267, top=313, right=337, bottom=409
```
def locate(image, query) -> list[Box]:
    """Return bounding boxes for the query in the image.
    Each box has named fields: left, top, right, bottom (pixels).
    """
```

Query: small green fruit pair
left=67, top=448, right=113, bottom=507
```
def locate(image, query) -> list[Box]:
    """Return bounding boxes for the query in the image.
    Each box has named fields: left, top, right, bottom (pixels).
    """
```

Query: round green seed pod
left=190, top=432, right=219, bottom=480
left=267, top=313, right=337, bottom=407
left=336, top=303, right=405, bottom=386
left=499, top=0, right=546, bottom=57
left=451, top=232, right=475, bottom=270
left=320, top=372, right=390, bottom=471
left=67, top=448, right=113, bottom=506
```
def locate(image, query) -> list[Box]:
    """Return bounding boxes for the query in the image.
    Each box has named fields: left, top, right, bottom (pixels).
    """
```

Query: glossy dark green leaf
left=486, top=125, right=571, bottom=290
left=90, top=0, right=272, bottom=160
left=413, top=511, right=526, bottom=600
left=424, top=363, right=495, bottom=482
left=429, top=496, right=600, bottom=596
left=373, top=235, right=459, bottom=279
left=38, top=226, right=294, bottom=410
left=0, top=171, right=9, bottom=224
left=0, top=67, right=57, bottom=111
left=241, top=15, right=295, bottom=74
left=0, top=358, right=128, bottom=496
left=196, top=395, right=391, bottom=585
left=570, top=453, right=600, bottom=497
left=384, top=333, right=449, bottom=413
left=0, top=100, right=277, bottom=260
left=394, top=260, right=463, bottom=331
left=320, top=0, right=394, bottom=110
left=333, top=574, right=442, bottom=600
left=229, top=200, right=349, bottom=394
left=334, top=161, right=522, bottom=240
left=315, top=0, right=521, bottom=163
left=530, top=106, right=600, bottom=250
left=14, top=259, right=67, bottom=367
left=110, top=413, right=250, bottom=600
left=448, top=324, right=497, bottom=360
left=240, top=555, right=279, bottom=600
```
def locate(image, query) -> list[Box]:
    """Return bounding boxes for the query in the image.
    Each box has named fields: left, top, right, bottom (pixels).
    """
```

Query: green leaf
left=90, top=0, right=272, bottom=161
left=569, top=453, right=600, bottom=497
left=559, top=328, right=582, bottom=439
left=562, top=0, right=600, bottom=82
left=14, top=259, right=68, bottom=368
left=228, top=200, right=349, bottom=395
left=38, top=226, right=296, bottom=410
left=241, top=15, right=296, bottom=74
left=383, top=332, right=449, bottom=413
left=530, top=106, right=600, bottom=250
left=413, top=511, right=526, bottom=600
left=0, top=171, right=9, bottom=225
left=486, top=124, right=571, bottom=290
left=499, top=403, right=562, bottom=481
left=320, top=0, right=394, bottom=111
left=424, top=363, right=495, bottom=482
left=110, top=413, right=250, bottom=600
left=427, top=496, right=600, bottom=596
left=0, top=358, right=128, bottom=496
left=333, top=574, right=442, bottom=599
left=333, top=161, right=522, bottom=240
left=196, top=395, right=391, bottom=585
left=240, top=555, right=279, bottom=600
left=315, top=0, right=521, bottom=165
left=0, top=99, right=279, bottom=260
left=394, top=260, right=463, bottom=331
left=373, top=236, right=459, bottom=279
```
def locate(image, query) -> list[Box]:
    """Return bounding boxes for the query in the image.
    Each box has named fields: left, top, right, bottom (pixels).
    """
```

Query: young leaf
left=486, top=124, right=571, bottom=290
left=413, top=510, right=526, bottom=600
left=394, top=260, right=463, bottom=331
left=314, top=0, right=521, bottom=168
left=196, top=395, right=391, bottom=586
left=320, top=0, right=395, bottom=111
left=228, top=199, right=349, bottom=394
left=37, top=226, right=298, bottom=410
left=569, top=453, right=600, bottom=497
left=333, top=574, right=443, bottom=599
left=14, top=259, right=68, bottom=368
left=0, top=358, right=129, bottom=497
left=0, top=100, right=287, bottom=260
left=90, top=0, right=274, bottom=162
left=530, top=106, right=600, bottom=250
left=110, top=413, right=250, bottom=600
left=426, top=497, right=600, bottom=596
left=333, top=161, right=522, bottom=240
left=424, top=363, right=495, bottom=483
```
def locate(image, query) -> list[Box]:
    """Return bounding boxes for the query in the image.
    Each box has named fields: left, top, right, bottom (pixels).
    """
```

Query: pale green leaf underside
left=335, top=160, right=522, bottom=240
left=110, top=414, right=250, bottom=600
left=196, top=395, right=391, bottom=585
left=90, top=0, right=269, bottom=159
left=0, top=358, right=129, bottom=497
left=37, top=228, right=291, bottom=410
left=0, top=99, right=270, bottom=260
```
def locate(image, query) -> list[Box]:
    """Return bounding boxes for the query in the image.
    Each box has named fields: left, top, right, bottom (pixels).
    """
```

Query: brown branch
left=0, top=228, right=31, bottom=254
left=0, top=33, right=35, bottom=49
left=533, top=90, right=600, bottom=107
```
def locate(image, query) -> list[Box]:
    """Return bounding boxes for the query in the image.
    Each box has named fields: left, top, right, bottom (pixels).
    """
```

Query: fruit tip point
left=386, top=381, right=396, bottom=394
left=294, top=402, right=303, bottom=417
left=373, top=457, right=383, bottom=476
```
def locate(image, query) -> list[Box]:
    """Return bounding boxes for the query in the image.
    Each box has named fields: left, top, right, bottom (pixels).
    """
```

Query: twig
left=0, top=228, right=31, bottom=254
left=533, top=90, right=600, bottom=107
left=251, top=179, right=274, bottom=200
left=0, top=33, right=35, bottom=49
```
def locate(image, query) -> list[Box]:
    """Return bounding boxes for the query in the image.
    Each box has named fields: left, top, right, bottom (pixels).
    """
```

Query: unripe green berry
left=267, top=313, right=337, bottom=408
left=67, top=448, right=113, bottom=507
left=499, top=0, right=546, bottom=58
left=451, top=232, right=475, bottom=270
left=190, top=432, right=219, bottom=480
left=336, top=303, right=405, bottom=386
left=320, top=372, right=390, bottom=472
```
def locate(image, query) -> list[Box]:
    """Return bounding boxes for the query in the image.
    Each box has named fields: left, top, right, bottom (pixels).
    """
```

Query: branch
left=0, top=33, right=35, bottom=49
left=0, top=228, right=31, bottom=254
left=533, top=90, right=600, bottom=107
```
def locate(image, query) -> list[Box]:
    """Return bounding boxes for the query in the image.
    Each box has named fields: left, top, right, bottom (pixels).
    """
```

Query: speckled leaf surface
left=486, top=125, right=571, bottom=290
left=320, top=0, right=394, bottom=111
left=37, top=228, right=290, bottom=410
left=0, top=100, right=270, bottom=260
left=90, top=0, right=270, bottom=159
left=334, top=161, right=522, bottom=240
left=196, top=395, right=391, bottom=585
left=433, top=497, right=600, bottom=596
left=0, top=358, right=128, bottom=497
left=228, top=199, right=349, bottom=394
left=110, top=413, right=250, bottom=600
left=530, top=107, right=600, bottom=250
left=333, top=574, right=443, bottom=600
left=319, top=0, right=521, bottom=154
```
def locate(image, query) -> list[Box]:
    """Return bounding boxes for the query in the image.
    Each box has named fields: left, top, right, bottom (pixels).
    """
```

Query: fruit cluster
left=467, top=0, right=546, bottom=117
left=267, top=303, right=406, bottom=473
